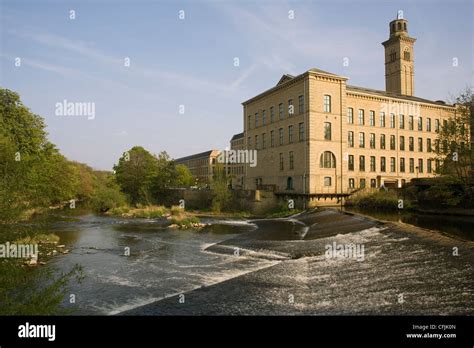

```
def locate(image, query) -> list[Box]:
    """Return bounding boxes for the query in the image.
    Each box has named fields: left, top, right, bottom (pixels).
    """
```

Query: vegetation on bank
left=0, top=88, right=128, bottom=222
left=346, top=190, right=405, bottom=211
left=0, top=88, right=87, bottom=314
left=107, top=205, right=167, bottom=218
left=106, top=205, right=204, bottom=229
left=113, top=147, right=193, bottom=206
left=346, top=178, right=472, bottom=213
left=0, top=225, right=84, bottom=315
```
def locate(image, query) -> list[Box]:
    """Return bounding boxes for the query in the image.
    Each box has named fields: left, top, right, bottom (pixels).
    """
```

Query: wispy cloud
left=9, top=27, right=254, bottom=98
left=10, top=29, right=123, bottom=66
left=1, top=54, right=80, bottom=77
left=212, top=1, right=382, bottom=76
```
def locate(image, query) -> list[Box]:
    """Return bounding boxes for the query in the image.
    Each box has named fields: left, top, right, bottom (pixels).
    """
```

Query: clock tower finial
left=382, top=12, right=416, bottom=96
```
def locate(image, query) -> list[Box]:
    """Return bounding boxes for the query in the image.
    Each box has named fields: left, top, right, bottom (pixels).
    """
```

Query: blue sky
left=1, top=0, right=472, bottom=170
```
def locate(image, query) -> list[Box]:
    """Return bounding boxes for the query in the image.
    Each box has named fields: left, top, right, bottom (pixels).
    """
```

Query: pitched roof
left=174, top=150, right=217, bottom=163
left=347, top=85, right=454, bottom=107
left=231, top=132, right=244, bottom=141
left=276, top=74, right=295, bottom=86
left=243, top=68, right=345, bottom=105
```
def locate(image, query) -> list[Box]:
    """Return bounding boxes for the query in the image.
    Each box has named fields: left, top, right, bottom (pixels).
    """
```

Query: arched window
left=320, top=151, right=336, bottom=168
left=403, top=49, right=410, bottom=61
left=397, top=22, right=401, bottom=30
left=286, top=177, right=293, bottom=190
left=403, top=22, right=407, bottom=31
left=391, top=23, right=395, bottom=33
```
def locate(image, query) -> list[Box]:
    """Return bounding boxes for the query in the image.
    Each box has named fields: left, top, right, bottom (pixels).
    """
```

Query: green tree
left=0, top=88, right=78, bottom=220
left=89, top=171, right=127, bottom=212
left=0, top=133, right=29, bottom=221
left=0, top=89, right=48, bottom=156
left=114, top=146, right=158, bottom=205
left=432, top=88, right=474, bottom=206
left=151, top=151, right=176, bottom=195
left=210, top=163, right=231, bottom=212
left=436, top=88, right=473, bottom=185
left=174, top=164, right=193, bottom=187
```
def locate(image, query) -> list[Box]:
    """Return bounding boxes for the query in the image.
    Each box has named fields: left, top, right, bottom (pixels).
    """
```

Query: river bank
left=122, top=208, right=474, bottom=315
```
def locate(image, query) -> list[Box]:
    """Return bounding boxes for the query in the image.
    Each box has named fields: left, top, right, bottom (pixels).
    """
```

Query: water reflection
left=344, top=208, right=474, bottom=241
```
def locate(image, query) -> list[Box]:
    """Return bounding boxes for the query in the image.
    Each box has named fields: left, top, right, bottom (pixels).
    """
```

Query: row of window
left=247, top=95, right=335, bottom=130
left=348, top=132, right=439, bottom=152
left=278, top=151, right=295, bottom=171
left=348, top=177, right=412, bottom=189
left=247, top=95, right=305, bottom=129
left=248, top=123, right=305, bottom=149
left=348, top=178, right=374, bottom=189
left=346, top=155, right=438, bottom=174
left=347, top=108, right=443, bottom=132
left=249, top=122, right=449, bottom=153
left=248, top=95, right=446, bottom=134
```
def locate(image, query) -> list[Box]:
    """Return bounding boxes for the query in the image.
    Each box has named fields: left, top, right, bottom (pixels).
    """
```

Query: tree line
left=0, top=88, right=195, bottom=222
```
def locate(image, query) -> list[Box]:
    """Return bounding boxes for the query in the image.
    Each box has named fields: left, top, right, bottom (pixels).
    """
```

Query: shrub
left=170, top=205, right=183, bottom=216
left=0, top=225, right=83, bottom=315
left=169, top=215, right=200, bottom=228
left=131, top=206, right=167, bottom=218
left=347, top=190, right=401, bottom=211
left=89, top=185, right=127, bottom=212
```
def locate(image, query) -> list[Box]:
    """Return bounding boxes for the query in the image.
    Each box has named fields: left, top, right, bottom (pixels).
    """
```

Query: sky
left=1, top=0, right=472, bottom=170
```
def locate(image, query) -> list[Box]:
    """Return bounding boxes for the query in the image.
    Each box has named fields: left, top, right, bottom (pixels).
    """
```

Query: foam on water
left=212, top=220, right=258, bottom=228
left=105, top=258, right=279, bottom=315
left=98, top=274, right=142, bottom=288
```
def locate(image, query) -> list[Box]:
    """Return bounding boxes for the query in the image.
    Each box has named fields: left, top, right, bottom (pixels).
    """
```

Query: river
left=343, top=208, right=474, bottom=241
left=43, top=213, right=274, bottom=315
left=4, top=209, right=473, bottom=315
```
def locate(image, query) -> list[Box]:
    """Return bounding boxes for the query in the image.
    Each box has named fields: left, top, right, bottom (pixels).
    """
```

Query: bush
left=89, top=185, right=127, bottom=212
left=266, top=201, right=302, bottom=218
left=170, top=205, right=183, bottom=216
left=107, top=206, right=131, bottom=216
left=169, top=215, right=200, bottom=228
left=414, top=177, right=466, bottom=208
left=348, top=190, right=402, bottom=211
left=0, top=225, right=83, bottom=315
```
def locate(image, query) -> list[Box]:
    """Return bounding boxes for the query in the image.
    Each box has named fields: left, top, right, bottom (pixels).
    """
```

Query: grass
left=107, top=205, right=167, bottom=218
left=170, top=205, right=184, bottom=216
left=15, top=233, right=60, bottom=245
left=0, top=225, right=83, bottom=315
left=106, top=204, right=203, bottom=229
left=169, top=215, right=201, bottom=229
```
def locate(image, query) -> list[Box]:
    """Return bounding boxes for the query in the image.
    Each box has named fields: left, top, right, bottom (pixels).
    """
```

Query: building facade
left=174, top=150, right=220, bottom=186
left=229, top=132, right=245, bottom=189
left=242, top=14, right=456, bottom=198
